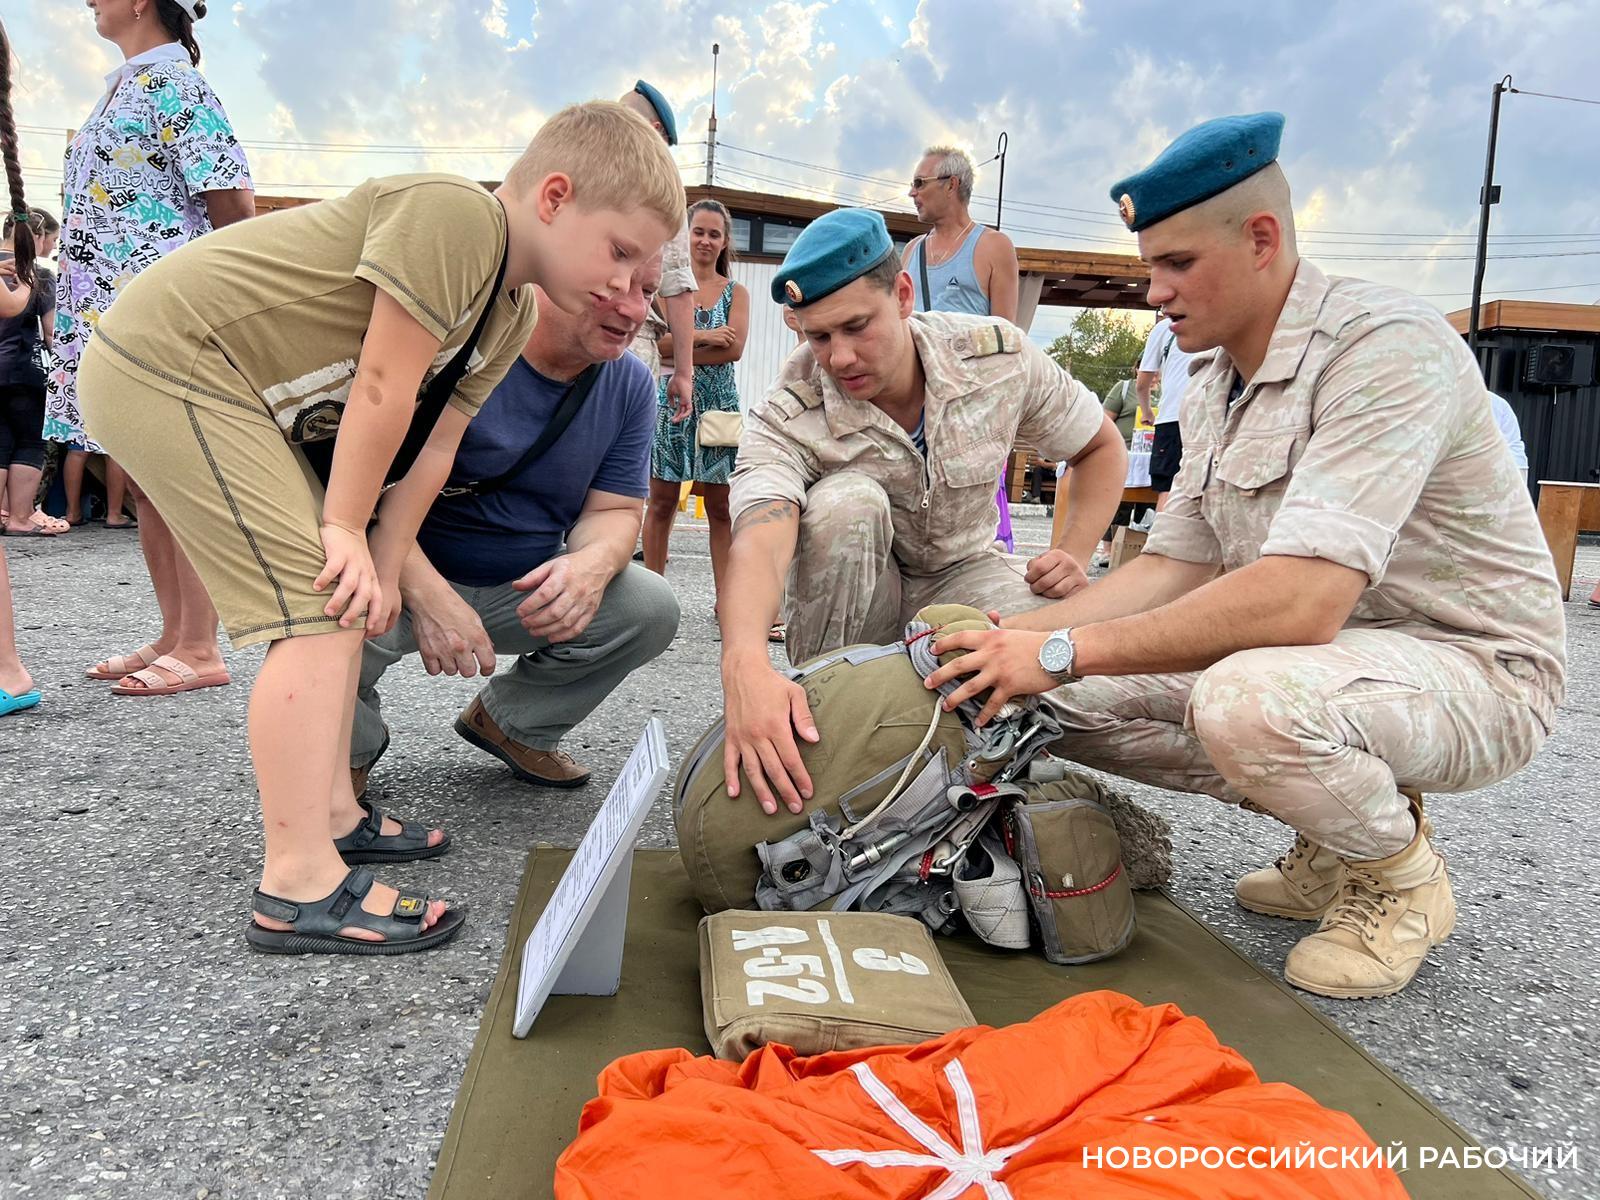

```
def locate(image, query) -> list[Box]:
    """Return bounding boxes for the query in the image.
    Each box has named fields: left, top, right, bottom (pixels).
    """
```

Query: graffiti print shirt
left=45, top=42, right=253, bottom=450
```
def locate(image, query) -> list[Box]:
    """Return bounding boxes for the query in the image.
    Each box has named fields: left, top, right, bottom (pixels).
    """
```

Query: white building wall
left=730, top=260, right=795, bottom=410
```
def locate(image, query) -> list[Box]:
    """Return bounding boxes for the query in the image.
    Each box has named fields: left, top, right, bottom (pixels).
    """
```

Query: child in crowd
left=76, top=101, right=684, bottom=956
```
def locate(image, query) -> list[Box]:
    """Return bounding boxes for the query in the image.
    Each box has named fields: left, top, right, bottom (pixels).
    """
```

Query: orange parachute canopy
left=555, top=990, right=1405, bottom=1200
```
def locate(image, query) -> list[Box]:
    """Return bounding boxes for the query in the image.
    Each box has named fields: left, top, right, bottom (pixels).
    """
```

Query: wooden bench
left=1536, top=480, right=1600, bottom=600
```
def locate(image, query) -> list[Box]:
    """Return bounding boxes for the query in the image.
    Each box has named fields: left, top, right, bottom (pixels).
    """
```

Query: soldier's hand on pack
left=924, top=628, right=1055, bottom=727
left=410, top=580, right=496, bottom=677
left=1024, top=547, right=1090, bottom=598
left=514, top=554, right=606, bottom=643
left=722, top=664, right=819, bottom=816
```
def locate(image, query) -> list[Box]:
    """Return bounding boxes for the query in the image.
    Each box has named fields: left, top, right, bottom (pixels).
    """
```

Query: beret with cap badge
left=1109, top=111, right=1285, bottom=232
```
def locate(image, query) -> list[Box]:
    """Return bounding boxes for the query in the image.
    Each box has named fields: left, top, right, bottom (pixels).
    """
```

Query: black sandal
left=335, top=798, right=450, bottom=864
left=246, top=867, right=467, bottom=956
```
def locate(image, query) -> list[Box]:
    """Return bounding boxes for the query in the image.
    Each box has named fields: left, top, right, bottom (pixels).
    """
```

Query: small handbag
left=697, top=409, right=743, bottom=448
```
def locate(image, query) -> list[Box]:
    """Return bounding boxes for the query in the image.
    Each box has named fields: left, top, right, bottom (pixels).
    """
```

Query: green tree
left=1045, top=309, right=1149, bottom=399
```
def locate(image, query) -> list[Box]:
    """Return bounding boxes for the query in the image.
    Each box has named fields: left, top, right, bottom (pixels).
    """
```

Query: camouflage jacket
left=1145, top=260, right=1566, bottom=724
left=730, top=311, right=1105, bottom=575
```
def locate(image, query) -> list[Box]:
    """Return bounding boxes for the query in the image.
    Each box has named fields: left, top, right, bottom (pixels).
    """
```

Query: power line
left=1418, top=280, right=1600, bottom=298
left=19, top=119, right=1600, bottom=255
left=1507, top=86, right=1600, bottom=107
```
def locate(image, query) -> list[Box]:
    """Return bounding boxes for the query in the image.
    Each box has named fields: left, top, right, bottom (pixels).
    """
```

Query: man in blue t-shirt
left=352, top=254, right=679, bottom=792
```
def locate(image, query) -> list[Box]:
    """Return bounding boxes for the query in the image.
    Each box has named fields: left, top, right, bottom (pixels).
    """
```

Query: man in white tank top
left=905, top=146, right=1024, bottom=550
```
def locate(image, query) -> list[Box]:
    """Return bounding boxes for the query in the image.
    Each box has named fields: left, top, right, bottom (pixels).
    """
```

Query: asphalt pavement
left=1, top=510, right=1595, bottom=1199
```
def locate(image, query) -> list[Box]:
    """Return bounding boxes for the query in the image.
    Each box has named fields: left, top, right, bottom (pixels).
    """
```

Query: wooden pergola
left=257, top=184, right=1152, bottom=316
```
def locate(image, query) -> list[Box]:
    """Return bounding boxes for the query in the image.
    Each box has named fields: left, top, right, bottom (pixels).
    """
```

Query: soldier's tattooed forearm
left=733, top=500, right=798, bottom=535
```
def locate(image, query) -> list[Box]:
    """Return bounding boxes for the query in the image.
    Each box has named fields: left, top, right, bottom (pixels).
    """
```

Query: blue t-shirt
left=417, top=352, right=655, bottom=586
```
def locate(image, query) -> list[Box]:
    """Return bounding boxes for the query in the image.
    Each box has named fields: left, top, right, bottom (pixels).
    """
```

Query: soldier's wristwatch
left=1038, top=628, right=1078, bottom=683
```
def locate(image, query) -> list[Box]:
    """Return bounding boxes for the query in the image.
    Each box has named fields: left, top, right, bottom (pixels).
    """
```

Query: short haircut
left=858, top=253, right=902, bottom=296
left=504, top=101, right=684, bottom=232
left=1190, top=162, right=1297, bottom=255
left=923, top=144, right=974, bottom=203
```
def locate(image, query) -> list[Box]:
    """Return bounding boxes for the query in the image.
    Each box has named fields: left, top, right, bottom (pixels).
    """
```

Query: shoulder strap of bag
left=386, top=236, right=512, bottom=485
left=916, top=237, right=932, bottom=310
left=437, top=362, right=603, bottom=499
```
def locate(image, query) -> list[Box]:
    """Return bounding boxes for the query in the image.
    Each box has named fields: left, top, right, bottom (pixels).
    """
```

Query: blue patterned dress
left=45, top=43, right=252, bottom=452
left=651, top=280, right=740, bottom=485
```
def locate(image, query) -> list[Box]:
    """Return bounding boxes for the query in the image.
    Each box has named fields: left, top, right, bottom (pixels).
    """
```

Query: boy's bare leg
left=250, top=630, right=444, bottom=939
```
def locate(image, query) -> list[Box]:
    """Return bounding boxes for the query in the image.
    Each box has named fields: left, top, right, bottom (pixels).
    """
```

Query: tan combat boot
left=1235, top=834, right=1345, bottom=919
left=1234, top=788, right=1430, bottom=921
left=1283, top=817, right=1455, bottom=999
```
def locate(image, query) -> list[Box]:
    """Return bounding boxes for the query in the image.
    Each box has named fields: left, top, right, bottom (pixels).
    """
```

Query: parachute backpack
left=673, top=605, right=1153, bottom=963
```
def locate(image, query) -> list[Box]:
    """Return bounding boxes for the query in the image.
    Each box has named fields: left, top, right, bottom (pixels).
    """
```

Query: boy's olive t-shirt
left=94, top=174, right=538, bottom=441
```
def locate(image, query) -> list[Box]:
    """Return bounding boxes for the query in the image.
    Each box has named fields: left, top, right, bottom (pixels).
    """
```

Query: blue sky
left=11, top=0, right=1600, bottom=346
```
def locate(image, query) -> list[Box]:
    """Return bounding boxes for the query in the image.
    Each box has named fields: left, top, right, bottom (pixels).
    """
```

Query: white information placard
left=512, top=717, right=669, bottom=1038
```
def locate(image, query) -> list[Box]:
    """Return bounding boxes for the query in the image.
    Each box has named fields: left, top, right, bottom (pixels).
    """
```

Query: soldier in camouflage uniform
left=720, top=207, right=1127, bottom=818
left=925, top=113, right=1565, bottom=1000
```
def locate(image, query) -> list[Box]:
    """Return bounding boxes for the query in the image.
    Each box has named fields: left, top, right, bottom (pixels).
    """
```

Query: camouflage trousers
left=784, top=472, right=1054, bottom=665
left=1046, top=628, right=1550, bottom=861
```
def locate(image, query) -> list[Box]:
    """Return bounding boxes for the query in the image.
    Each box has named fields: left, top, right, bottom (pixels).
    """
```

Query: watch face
left=1040, top=635, right=1072, bottom=674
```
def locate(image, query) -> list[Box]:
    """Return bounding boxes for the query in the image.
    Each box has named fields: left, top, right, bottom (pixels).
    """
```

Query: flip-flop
left=86, top=644, right=159, bottom=681
left=111, top=654, right=231, bottom=697
left=104, top=519, right=138, bottom=530
left=0, top=528, right=56, bottom=538
left=0, top=687, right=42, bottom=717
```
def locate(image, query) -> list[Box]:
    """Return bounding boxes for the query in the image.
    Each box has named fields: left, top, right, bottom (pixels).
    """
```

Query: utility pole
left=993, top=131, right=1009, bottom=230
left=1468, top=75, right=1512, bottom=354
left=706, top=42, right=720, bottom=188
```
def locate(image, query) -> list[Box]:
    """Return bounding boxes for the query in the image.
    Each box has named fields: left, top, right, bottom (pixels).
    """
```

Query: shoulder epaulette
left=954, top=322, right=1023, bottom=359
left=766, top=379, right=823, bottom=419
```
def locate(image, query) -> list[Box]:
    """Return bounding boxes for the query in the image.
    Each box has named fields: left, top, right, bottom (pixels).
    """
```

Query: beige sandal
left=85, top=644, right=159, bottom=681
left=111, top=655, right=231, bottom=697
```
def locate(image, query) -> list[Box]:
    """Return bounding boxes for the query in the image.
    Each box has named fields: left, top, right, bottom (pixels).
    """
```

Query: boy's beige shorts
left=78, top=340, right=345, bottom=648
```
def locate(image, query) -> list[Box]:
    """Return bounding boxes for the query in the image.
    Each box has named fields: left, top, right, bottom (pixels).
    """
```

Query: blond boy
left=78, top=101, right=683, bottom=958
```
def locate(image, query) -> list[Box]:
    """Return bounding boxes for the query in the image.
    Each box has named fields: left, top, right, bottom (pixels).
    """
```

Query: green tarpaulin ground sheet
left=429, top=849, right=1540, bottom=1200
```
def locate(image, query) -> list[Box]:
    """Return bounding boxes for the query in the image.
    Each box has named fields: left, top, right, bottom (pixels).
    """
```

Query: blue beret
left=632, top=80, right=677, bottom=146
left=771, top=208, right=895, bottom=306
left=1109, top=112, right=1285, bottom=232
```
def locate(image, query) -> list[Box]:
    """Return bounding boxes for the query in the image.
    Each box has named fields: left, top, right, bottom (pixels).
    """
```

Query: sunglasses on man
left=909, top=174, right=955, bottom=190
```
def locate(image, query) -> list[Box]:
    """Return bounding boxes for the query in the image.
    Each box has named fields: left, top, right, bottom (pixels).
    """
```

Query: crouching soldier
left=720, top=207, right=1127, bottom=817
left=925, top=113, right=1566, bottom=999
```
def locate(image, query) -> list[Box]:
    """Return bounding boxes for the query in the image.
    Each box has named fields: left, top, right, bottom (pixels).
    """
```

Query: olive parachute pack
left=674, top=605, right=1173, bottom=966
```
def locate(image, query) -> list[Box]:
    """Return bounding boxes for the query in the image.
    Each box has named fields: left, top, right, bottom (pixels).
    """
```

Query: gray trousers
left=783, top=473, right=1055, bottom=664
left=353, top=563, right=680, bottom=767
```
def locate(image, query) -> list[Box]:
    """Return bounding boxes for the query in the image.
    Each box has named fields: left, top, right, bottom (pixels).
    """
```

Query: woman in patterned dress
left=52, top=0, right=254, bottom=695
left=642, top=200, right=748, bottom=598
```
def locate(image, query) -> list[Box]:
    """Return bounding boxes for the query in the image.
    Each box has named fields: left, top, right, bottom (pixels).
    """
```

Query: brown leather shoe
left=454, top=697, right=592, bottom=788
